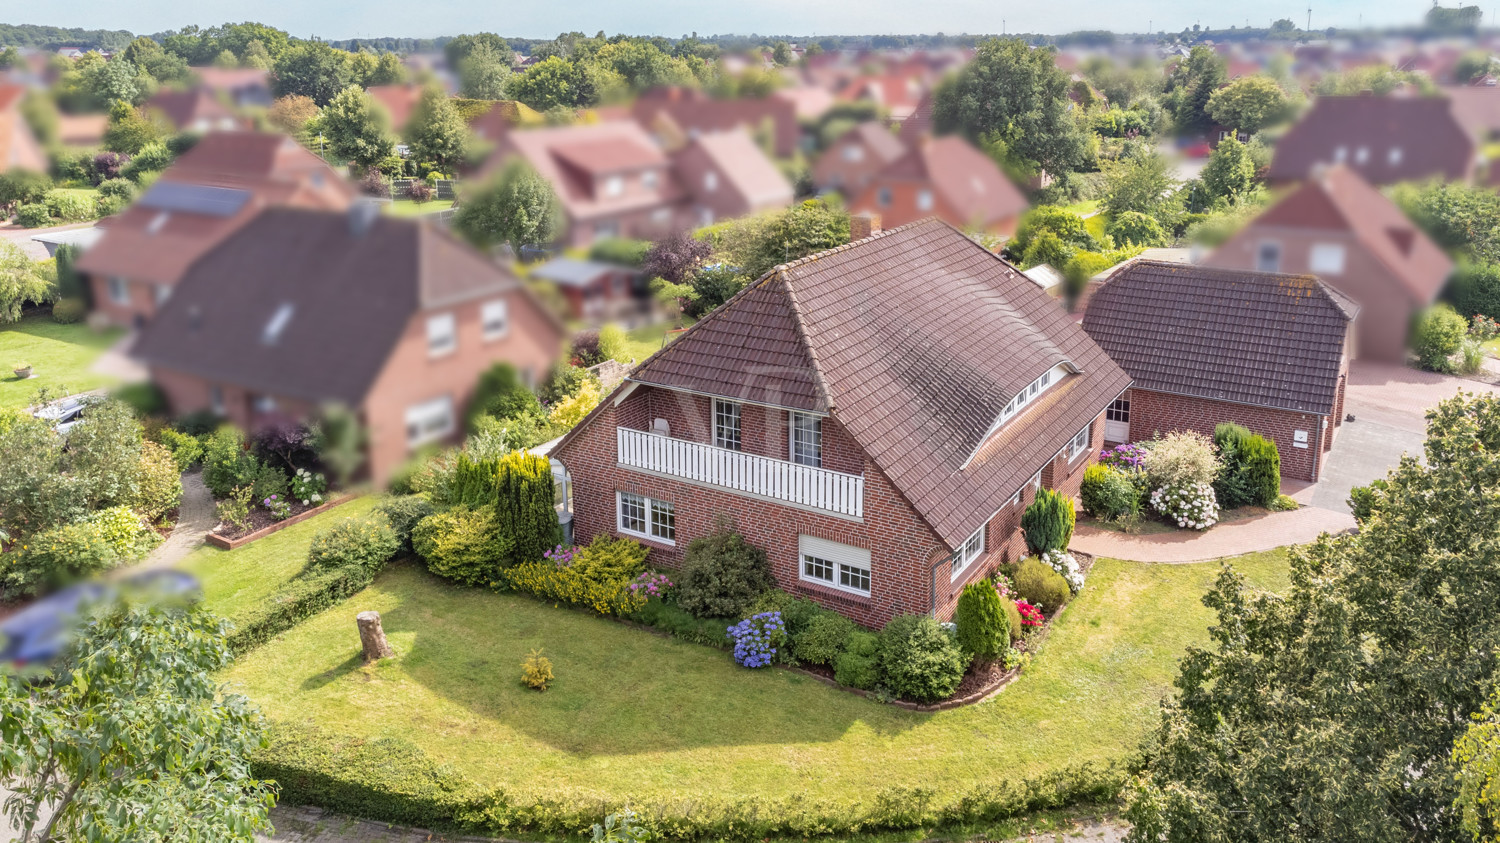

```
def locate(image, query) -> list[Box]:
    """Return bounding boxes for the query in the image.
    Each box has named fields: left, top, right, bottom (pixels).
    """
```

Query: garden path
left=1070, top=505, right=1355, bottom=564
left=136, top=471, right=214, bottom=570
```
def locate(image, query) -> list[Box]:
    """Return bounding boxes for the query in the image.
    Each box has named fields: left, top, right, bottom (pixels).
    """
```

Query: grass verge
left=0, top=312, right=122, bottom=409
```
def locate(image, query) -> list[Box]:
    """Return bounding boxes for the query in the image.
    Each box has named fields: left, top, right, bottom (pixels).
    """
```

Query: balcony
left=616, top=427, right=864, bottom=518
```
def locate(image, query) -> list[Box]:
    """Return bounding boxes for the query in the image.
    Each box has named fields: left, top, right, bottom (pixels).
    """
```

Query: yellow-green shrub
left=412, top=506, right=510, bottom=586
left=520, top=649, right=553, bottom=690
left=501, top=560, right=645, bottom=616
left=570, top=534, right=648, bottom=584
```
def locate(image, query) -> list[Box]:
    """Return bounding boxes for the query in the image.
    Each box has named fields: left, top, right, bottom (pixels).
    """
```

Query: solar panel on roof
left=138, top=183, right=251, bottom=217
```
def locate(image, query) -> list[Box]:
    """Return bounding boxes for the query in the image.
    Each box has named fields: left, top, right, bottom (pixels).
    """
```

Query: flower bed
left=206, top=495, right=357, bottom=550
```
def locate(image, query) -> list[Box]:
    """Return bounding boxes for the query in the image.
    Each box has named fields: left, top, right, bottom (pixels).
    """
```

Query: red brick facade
left=553, top=385, right=1106, bottom=628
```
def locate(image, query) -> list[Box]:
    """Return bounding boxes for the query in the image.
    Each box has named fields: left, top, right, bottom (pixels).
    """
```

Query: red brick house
left=129, top=206, right=567, bottom=485
left=1206, top=164, right=1452, bottom=362
left=1266, top=95, right=1477, bottom=186
left=144, top=88, right=246, bottom=133
left=76, top=131, right=355, bottom=328
left=811, top=121, right=907, bottom=196
left=1082, top=261, right=1358, bottom=483
left=550, top=219, right=1131, bottom=628
left=848, top=136, right=1029, bottom=236
left=0, top=84, right=47, bottom=173
left=632, top=86, right=800, bottom=159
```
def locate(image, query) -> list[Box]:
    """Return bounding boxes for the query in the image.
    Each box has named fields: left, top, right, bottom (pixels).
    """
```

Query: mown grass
left=386, top=199, right=456, bottom=217
left=0, top=312, right=122, bottom=409
left=220, top=547, right=1291, bottom=805
left=618, top=319, right=693, bottom=365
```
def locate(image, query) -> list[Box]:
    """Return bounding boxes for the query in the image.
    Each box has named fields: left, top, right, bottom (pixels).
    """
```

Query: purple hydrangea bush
left=726, top=611, right=786, bottom=668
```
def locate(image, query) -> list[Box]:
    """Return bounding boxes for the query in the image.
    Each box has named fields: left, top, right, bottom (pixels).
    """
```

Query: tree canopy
left=1206, top=75, right=1294, bottom=135
left=405, top=86, right=468, bottom=171
left=271, top=40, right=352, bottom=106
left=458, top=41, right=513, bottom=100
left=320, top=85, right=395, bottom=170
left=453, top=159, right=563, bottom=250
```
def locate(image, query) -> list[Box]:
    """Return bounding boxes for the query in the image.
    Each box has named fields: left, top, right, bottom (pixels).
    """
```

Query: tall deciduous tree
left=1206, top=75, right=1293, bottom=136
left=1125, top=391, right=1500, bottom=843
left=1201, top=136, right=1256, bottom=203
left=458, top=41, right=512, bottom=100
left=0, top=596, right=275, bottom=842
left=405, top=87, right=468, bottom=171
left=931, top=38, right=1091, bottom=180
left=321, top=85, right=395, bottom=171
left=1102, top=149, right=1174, bottom=218
left=453, top=159, right=562, bottom=250
left=272, top=40, right=352, bottom=106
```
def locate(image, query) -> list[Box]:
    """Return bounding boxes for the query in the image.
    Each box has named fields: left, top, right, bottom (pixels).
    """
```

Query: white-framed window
left=643, top=170, right=659, bottom=190
left=1255, top=241, right=1282, bottom=273
left=108, top=276, right=129, bottom=305
left=703, top=171, right=719, bottom=192
left=1389, top=147, right=1404, bottom=166
left=842, top=144, right=865, bottom=162
left=1354, top=146, right=1370, bottom=165
left=1106, top=397, right=1130, bottom=423
left=1333, top=145, right=1348, bottom=163
left=426, top=313, right=456, bottom=357
left=1309, top=243, right=1346, bottom=275
left=951, top=523, right=986, bottom=580
left=154, top=284, right=171, bottom=306
left=405, top=395, right=454, bottom=447
left=916, top=189, right=934, bottom=212
left=603, top=175, right=624, bottom=197
left=252, top=394, right=278, bottom=413
left=714, top=399, right=741, bottom=450
left=481, top=299, right=509, bottom=341
left=1030, top=470, right=1043, bottom=492
left=617, top=491, right=676, bottom=544
left=798, top=535, right=871, bottom=596
left=790, top=411, right=822, bottom=467
left=209, top=384, right=225, bottom=415
left=997, top=365, right=1064, bottom=426
left=1067, top=425, right=1091, bottom=461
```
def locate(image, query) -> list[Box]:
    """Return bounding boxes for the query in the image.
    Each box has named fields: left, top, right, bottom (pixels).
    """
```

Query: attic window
left=997, top=366, right=1061, bottom=426
left=703, top=171, right=719, bottom=192
left=146, top=212, right=170, bottom=234
left=261, top=303, right=294, bottom=345
left=917, top=189, right=934, bottom=212
left=1389, top=147, right=1404, bottom=166
left=1354, top=146, right=1370, bottom=165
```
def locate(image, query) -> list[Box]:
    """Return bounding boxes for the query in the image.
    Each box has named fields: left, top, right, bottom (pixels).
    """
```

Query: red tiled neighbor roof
left=145, top=88, right=239, bottom=131
left=875, top=136, right=1030, bottom=230
left=1267, top=95, right=1475, bottom=185
left=585, top=219, right=1131, bottom=546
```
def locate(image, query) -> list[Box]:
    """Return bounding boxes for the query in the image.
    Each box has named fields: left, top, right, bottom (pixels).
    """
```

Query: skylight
left=262, top=303, right=294, bottom=345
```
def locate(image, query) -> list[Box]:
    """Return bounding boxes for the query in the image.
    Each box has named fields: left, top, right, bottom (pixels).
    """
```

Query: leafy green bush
left=249, top=460, right=288, bottom=503
left=4, top=507, right=158, bottom=596
left=587, top=236, right=650, bottom=267
left=50, top=298, right=86, bottom=324
left=1107, top=211, right=1168, bottom=247
left=1211, top=422, right=1254, bottom=507
left=501, top=560, right=644, bottom=616
left=1142, top=430, right=1221, bottom=489
left=1240, top=434, right=1281, bottom=507
left=43, top=189, right=95, bottom=222
left=878, top=614, right=967, bottom=703
left=1453, top=262, right=1500, bottom=321
left=228, top=563, right=378, bottom=654
left=629, top=598, right=734, bottom=648
left=121, top=141, right=173, bottom=181
left=955, top=581, right=1009, bottom=661
left=1012, top=558, right=1071, bottom=614
left=676, top=530, right=776, bottom=618
left=15, top=203, right=49, bottom=227
left=1413, top=304, right=1468, bottom=373
left=307, top=513, right=400, bottom=573
left=374, top=494, right=435, bottom=551
left=1080, top=464, right=1138, bottom=520
left=1347, top=478, right=1390, bottom=524
left=113, top=381, right=165, bottom=417
left=1021, top=487, right=1075, bottom=554
left=597, top=324, right=627, bottom=362
left=1002, top=597, right=1023, bottom=643
left=465, top=362, right=541, bottom=433
left=538, top=364, right=598, bottom=407
left=155, top=427, right=204, bottom=471
left=412, top=506, right=509, bottom=586
left=129, top=441, right=183, bottom=522
left=1010, top=206, right=1098, bottom=255
left=570, top=534, right=649, bottom=584
left=96, top=177, right=136, bottom=201
left=833, top=629, right=881, bottom=690
left=202, top=426, right=259, bottom=498
left=793, top=612, right=857, bottom=666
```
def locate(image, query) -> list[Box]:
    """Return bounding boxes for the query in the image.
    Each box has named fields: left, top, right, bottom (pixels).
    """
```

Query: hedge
left=226, top=563, right=376, bottom=655
left=254, top=720, right=1129, bottom=840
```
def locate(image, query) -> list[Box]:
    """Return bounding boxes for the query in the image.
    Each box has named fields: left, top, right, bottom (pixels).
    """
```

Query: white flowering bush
left=289, top=467, right=328, bottom=507
left=1040, top=549, right=1085, bottom=593
left=1151, top=481, right=1220, bottom=530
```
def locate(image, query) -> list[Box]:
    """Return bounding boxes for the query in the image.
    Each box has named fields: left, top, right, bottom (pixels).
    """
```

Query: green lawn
left=618, top=319, right=693, bottom=364
left=0, top=313, right=122, bottom=409
left=222, top=548, right=1291, bottom=808
left=386, top=199, right=456, bottom=217
left=1057, top=199, right=1101, bottom=218
left=180, top=496, right=377, bottom=622
left=1484, top=337, right=1500, bottom=359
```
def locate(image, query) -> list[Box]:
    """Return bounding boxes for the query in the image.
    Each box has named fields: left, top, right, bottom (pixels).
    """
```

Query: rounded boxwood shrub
left=308, top=513, right=400, bottom=573
left=1022, top=487, right=1076, bottom=554
left=833, top=629, right=881, bottom=690
left=793, top=611, right=857, bottom=666
left=1012, top=557, right=1071, bottom=614
left=411, top=506, right=511, bottom=586
left=1413, top=304, right=1467, bottom=373
left=570, top=534, right=649, bottom=584
left=1079, top=463, right=1138, bottom=521
left=15, top=203, right=50, bottom=227
left=954, top=581, right=1009, bottom=661
left=374, top=494, right=436, bottom=551
left=878, top=614, right=967, bottom=703
left=676, top=530, right=775, bottom=619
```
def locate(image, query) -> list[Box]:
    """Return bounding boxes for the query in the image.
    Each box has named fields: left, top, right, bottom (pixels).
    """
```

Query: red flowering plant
left=1014, top=598, right=1045, bottom=627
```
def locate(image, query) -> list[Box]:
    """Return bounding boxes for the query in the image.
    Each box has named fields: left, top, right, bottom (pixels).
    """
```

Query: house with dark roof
left=550, top=219, right=1131, bottom=628
left=131, top=206, right=567, bottom=485
left=1082, top=260, right=1357, bottom=483
left=848, top=136, right=1029, bottom=236
left=144, top=88, right=245, bottom=133
left=76, top=131, right=355, bottom=327
left=1266, top=95, right=1477, bottom=186
left=1206, top=164, right=1452, bottom=362
left=811, top=121, right=907, bottom=196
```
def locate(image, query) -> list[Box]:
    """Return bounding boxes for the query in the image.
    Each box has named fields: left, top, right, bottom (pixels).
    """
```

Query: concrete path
left=137, top=471, right=214, bottom=570
left=1072, top=505, right=1355, bottom=563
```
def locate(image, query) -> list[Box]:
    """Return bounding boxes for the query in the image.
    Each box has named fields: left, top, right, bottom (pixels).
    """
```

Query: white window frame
left=642, top=170, right=659, bottom=190
left=616, top=491, right=676, bottom=544
left=252, top=394, right=278, bottom=413
left=1388, top=146, right=1404, bottom=166
left=108, top=276, right=129, bottom=305
left=951, top=523, right=986, bottom=581
left=789, top=411, right=822, bottom=468
left=1030, top=470, right=1043, bottom=492
left=798, top=535, right=871, bottom=596
left=1309, top=243, right=1346, bottom=276
left=209, top=384, right=225, bottom=416
left=405, top=395, right=455, bottom=447
left=714, top=399, right=742, bottom=451
left=703, top=171, right=719, bottom=192
left=916, top=189, right=934, bottom=212
left=1106, top=397, right=1130, bottom=423
left=997, top=365, right=1065, bottom=427
left=1255, top=241, right=1282, bottom=273
left=842, top=144, right=864, bottom=162
left=603, top=175, right=624, bottom=197
left=1067, top=425, right=1092, bottom=462
left=481, top=299, right=509, bottom=341
left=426, top=312, right=457, bottom=358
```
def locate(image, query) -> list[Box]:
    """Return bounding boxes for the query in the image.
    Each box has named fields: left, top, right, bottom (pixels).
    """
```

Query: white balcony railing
left=617, top=427, right=864, bottom=518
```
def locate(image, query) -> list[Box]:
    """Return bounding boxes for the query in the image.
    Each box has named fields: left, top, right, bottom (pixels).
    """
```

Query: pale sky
left=11, top=0, right=1436, bottom=41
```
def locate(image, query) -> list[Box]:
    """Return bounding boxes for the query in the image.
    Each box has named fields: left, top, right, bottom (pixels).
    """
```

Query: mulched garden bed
left=207, top=495, right=355, bottom=550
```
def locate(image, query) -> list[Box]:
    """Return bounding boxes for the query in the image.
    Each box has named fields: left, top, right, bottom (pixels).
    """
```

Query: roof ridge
left=770, top=216, right=942, bottom=276
left=775, top=274, right=837, bottom=414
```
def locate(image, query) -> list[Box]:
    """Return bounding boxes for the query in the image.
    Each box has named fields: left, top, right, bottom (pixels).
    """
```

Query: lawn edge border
left=207, top=494, right=360, bottom=550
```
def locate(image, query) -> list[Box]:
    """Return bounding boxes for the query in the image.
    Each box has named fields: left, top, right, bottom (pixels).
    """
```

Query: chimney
left=348, top=199, right=382, bottom=237
left=850, top=211, right=882, bottom=242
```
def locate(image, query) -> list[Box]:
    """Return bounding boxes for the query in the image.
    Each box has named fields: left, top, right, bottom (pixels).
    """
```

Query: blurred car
left=32, top=396, right=88, bottom=434
left=0, top=570, right=201, bottom=671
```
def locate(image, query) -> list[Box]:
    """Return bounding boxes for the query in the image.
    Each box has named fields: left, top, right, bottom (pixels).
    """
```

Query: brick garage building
left=1082, top=261, right=1358, bottom=483
left=551, top=219, right=1130, bottom=628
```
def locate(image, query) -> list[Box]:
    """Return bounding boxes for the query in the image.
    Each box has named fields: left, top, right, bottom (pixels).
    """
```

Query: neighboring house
left=1206, top=164, right=1452, bottom=362
left=1443, top=85, right=1500, bottom=144
left=482, top=122, right=791, bottom=248
left=838, top=73, right=926, bottom=121
left=76, top=131, right=355, bottom=327
left=811, top=121, right=907, bottom=195
left=1266, top=95, right=1476, bottom=186
left=896, top=90, right=934, bottom=145
left=130, top=206, right=567, bottom=485
left=631, top=86, right=800, bottom=159
left=529, top=257, right=645, bottom=323
left=1083, top=260, right=1357, bottom=483
left=849, top=136, right=1029, bottom=236
left=145, top=88, right=244, bottom=133
left=550, top=219, right=1131, bottom=628
left=366, top=84, right=425, bottom=133
left=56, top=113, right=108, bottom=147
left=467, top=100, right=541, bottom=144
left=190, top=67, right=273, bottom=108
left=0, top=84, right=47, bottom=173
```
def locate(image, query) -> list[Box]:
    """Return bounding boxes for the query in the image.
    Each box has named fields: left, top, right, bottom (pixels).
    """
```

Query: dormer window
left=1389, top=147, right=1404, bottom=166
left=703, top=171, right=719, bottom=192
left=962, top=363, right=1072, bottom=469
left=603, top=175, right=624, bottom=197
left=261, top=302, right=294, bottom=345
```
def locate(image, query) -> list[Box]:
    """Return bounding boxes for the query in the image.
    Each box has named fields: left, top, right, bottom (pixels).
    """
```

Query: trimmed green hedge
left=254, top=720, right=1129, bottom=840
left=226, top=563, right=377, bottom=655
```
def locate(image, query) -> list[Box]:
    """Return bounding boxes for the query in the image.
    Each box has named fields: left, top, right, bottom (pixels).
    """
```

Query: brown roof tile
left=1267, top=95, right=1475, bottom=185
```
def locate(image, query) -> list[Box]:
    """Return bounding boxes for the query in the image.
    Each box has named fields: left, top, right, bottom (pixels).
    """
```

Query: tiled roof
left=874, top=136, right=1029, bottom=230
left=612, top=219, right=1132, bottom=546
left=1267, top=95, right=1474, bottom=185
left=145, top=88, right=236, bottom=130
left=679, top=130, right=794, bottom=207
left=1082, top=261, right=1356, bottom=415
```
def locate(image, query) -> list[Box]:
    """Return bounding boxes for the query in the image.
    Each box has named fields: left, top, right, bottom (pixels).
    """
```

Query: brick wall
left=1124, top=388, right=1331, bottom=482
